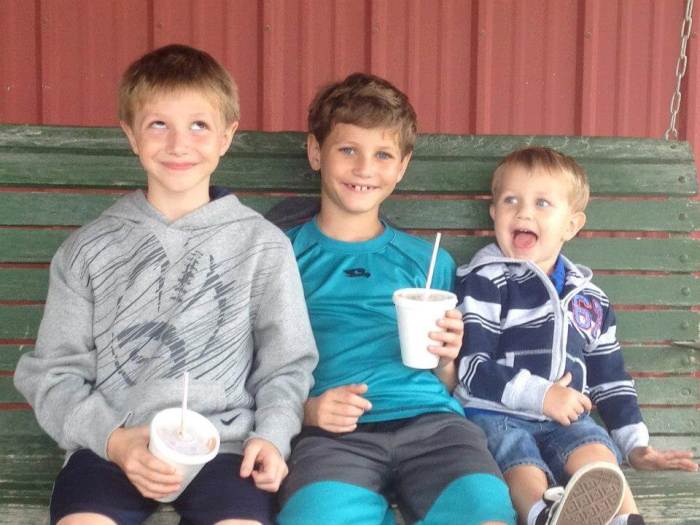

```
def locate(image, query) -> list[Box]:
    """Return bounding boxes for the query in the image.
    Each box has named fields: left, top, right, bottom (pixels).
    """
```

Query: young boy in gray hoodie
left=14, top=44, right=317, bottom=525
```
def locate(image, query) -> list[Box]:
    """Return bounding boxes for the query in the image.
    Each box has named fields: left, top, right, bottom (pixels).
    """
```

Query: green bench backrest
left=0, top=125, right=698, bottom=457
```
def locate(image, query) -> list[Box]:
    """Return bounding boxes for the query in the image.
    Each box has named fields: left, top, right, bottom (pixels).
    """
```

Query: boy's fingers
left=344, top=383, right=369, bottom=395
left=240, top=443, right=261, bottom=478
left=335, top=391, right=371, bottom=411
left=142, top=454, right=179, bottom=476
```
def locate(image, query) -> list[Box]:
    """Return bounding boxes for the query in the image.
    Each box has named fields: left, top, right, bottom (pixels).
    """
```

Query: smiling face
left=308, top=122, right=411, bottom=237
left=490, top=165, right=586, bottom=274
left=121, top=89, right=238, bottom=219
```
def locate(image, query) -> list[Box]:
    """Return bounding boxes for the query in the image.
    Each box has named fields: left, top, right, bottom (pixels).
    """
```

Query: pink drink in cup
left=392, top=288, right=458, bottom=369
left=148, top=407, right=220, bottom=502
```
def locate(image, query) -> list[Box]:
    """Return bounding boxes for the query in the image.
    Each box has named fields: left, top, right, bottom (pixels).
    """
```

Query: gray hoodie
left=14, top=190, right=318, bottom=459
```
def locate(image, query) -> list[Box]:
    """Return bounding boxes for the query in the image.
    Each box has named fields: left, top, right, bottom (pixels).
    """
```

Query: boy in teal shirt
left=277, top=73, right=515, bottom=525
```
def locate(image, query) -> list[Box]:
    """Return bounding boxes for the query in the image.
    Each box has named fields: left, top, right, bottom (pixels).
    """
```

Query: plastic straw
left=425, top=232, right=442, bottom=291
left=179, top=371, right=189, bottom=437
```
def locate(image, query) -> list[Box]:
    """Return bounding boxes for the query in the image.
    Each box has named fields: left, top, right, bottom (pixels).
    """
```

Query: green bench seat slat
left=621, top=470, right=700, bottom=525
left=2, top=127, right=694, bottom=160
left=0, top=345, right=34, bottom=370
left=441, top=237, right=700, bottom=272
left=3, top=230, right=700, bottom=272
left=0, top=304, right=698, bottom=345
left=622, top=345, right=699, bottom=374
left=1, top=268, right=698, bottom=307
left=2, top=192, right=699, bottom=232
left=1, top=152, right=695, bottom=196
left=3, top=373, right=698, bottom=406
left=1, top=407, right=695, bottom=438
left=2, top=345, right=695, bottom=376
left=1, top=127, right=694, bottom=164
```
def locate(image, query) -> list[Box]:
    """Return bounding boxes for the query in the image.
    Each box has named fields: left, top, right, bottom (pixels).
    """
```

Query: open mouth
left=512, top=228, right=538, bottom=249
left=344, top=183, right=376, bottom=192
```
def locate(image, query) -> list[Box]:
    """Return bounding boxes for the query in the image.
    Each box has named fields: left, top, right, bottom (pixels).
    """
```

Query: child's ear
left=307, top=134, right=322, bottom=171
left=219, top=121, right=239, bottom=157
left=489, top=202, right=496, bottom=222
left=396, top=151, right=413, bottom=183
left=564, top=211, right=587, bottom=240
left=120, top=121, right=139, bottom=155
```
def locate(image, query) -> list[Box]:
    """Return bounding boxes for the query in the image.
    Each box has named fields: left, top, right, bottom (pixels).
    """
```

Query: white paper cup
left=393, top=288, right=458, bottom=369
left=148, top=407, right=220, bottom=502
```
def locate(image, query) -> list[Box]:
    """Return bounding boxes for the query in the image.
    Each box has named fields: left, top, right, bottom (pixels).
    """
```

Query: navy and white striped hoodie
left=453, top=243, right=649, bottom=458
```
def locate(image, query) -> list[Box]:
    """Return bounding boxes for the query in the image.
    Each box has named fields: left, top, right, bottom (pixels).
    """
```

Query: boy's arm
left=13, top=246, right=127, bottom=458
left=457, top=270, right=552, bottom=414
left=583, top=299, right=649, bottom=459
left=245, top=236, right=318, bottom=459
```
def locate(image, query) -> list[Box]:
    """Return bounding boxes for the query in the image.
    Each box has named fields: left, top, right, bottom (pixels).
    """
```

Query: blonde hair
left=308, top=72, right=417, bottom=158
left=118, top=44, right=239, bottom=126
left=492, top=147, right=590, bottom=211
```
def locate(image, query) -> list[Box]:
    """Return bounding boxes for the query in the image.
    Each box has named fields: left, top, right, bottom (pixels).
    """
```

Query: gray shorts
left=280, top=412, right=504, bottom=523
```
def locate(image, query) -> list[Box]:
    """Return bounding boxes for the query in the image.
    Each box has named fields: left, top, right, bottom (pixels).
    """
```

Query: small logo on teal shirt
left=344, top=268, right=371, bottom=278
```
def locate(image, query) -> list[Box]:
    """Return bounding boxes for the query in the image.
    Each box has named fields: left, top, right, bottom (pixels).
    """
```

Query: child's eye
left=339, top=146, right=355, bottom=156
left=148, top=120, right=166, bottom=130
left=376, top=151, right=393, bottom=160
left=536, top=199, right=551, bottom=208
left=191, top=121, right=209, bottom=131
left=503, top=196, right=517, bottom=205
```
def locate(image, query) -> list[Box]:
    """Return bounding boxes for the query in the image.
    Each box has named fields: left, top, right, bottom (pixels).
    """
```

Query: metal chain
left=665, top=0, right=694, bottom=140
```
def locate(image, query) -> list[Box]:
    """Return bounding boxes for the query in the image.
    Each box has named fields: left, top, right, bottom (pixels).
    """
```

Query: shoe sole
left=548, top=461, right=625, bottom=525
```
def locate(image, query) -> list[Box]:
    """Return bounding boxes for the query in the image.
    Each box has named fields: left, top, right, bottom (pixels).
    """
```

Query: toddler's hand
left=428, top=308, right=463, bottom=368
left=107, top=425, right=182, bottom=499
left=241, top=438, right=288, bottom=492
left=304, top=384, right=372, bottom=433
left=542, top=372, right=592, bottom=425
left=628, top=445, right=698, bottom=472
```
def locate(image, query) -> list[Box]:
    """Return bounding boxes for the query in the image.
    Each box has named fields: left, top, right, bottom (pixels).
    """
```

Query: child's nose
left=166, top=129, right=189, bottom=154
left=352, top=156, right=373, bottom=178
left=516, top=203, right=533, bottom=219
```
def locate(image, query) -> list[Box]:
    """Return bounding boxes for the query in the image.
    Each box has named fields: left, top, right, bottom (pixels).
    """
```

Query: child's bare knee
left=57, top=514, right=117, bottom=525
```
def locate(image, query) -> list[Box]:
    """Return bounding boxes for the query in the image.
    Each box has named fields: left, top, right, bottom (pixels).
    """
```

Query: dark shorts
left=50, top=449, right=275, bottom=525
left=279, top=412, right=514, bottom=525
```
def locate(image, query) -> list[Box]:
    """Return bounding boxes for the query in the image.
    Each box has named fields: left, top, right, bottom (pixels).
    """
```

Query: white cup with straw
left=148, top=371, right=220, bottom=502
left=392, top=233, right=458, bottom=369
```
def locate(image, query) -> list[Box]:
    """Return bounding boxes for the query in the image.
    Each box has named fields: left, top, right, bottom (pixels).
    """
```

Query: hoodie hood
left=102, top=190, right=260, bottom=231
left=458, top=242, right=592, bottom=284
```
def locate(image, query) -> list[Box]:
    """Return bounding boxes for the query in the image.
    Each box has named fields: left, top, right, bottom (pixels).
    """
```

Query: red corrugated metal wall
left=1, top=0, right=698, bottom=173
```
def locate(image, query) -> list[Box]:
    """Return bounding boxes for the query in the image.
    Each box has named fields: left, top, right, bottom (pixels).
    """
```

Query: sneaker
left=538, top=462, right=626, bottom=525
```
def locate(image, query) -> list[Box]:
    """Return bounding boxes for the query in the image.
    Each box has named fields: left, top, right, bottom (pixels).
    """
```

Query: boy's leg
left=50, top=449, right=158, bottom=525
left=503, top=464, right=549, bottom=524
left=173, top=453, right=275, bottom=525
left=468, top=412, right=555, bottom=525
left=277, top=427, right=394, bottom=525
left=539, top=415, right=627, bottom=524
left=393, top=413, right=515, bottom=525
left=564, top=443, right=637, bottom=515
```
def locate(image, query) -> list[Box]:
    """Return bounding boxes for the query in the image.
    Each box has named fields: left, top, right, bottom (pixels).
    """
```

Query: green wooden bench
left=0, top=125, right=698, bottom=525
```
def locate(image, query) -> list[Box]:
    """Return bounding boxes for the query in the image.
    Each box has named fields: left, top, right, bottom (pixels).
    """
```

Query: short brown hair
left=118, top=44, right=239, bottom=126
left=308, top=73, right=417, bottom=158
left=492, top=147, right=590, bottom=212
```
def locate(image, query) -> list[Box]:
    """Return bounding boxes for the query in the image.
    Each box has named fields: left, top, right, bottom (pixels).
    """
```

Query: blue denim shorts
left=466, top=412, right=622, bottom=485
